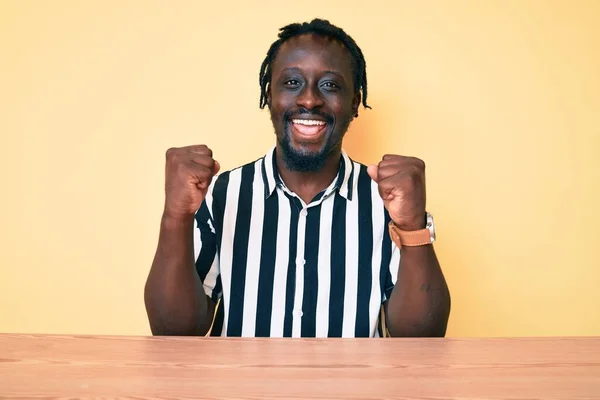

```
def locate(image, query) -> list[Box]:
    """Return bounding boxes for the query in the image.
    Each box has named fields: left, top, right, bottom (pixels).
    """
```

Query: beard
left=278, top=130, right=331, bottom=172
left=276, top=107, right=353, bottom=172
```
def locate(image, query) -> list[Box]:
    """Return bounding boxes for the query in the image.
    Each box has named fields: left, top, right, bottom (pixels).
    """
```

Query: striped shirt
left=193, top=147, right=400, bottom=338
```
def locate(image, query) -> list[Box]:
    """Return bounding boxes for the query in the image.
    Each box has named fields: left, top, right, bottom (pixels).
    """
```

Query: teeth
left=292, top=119, right=326, bottom=126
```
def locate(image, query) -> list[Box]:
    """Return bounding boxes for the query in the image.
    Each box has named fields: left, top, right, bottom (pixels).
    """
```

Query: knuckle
left=166, top=147, right=177, bottom=159
left=414, top=157, right=425, bottom=169
left=199, top=145, right=212, bottom=156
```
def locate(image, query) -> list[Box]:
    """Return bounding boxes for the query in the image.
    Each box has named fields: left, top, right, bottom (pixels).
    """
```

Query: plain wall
left=1, top=0, right=599, bottom=336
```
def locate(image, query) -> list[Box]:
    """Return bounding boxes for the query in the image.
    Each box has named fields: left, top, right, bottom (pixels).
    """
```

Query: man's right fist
left=163, top=145, right=220, bottom=220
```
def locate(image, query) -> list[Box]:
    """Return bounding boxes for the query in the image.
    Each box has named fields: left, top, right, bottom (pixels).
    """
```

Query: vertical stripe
left=269, top=191, right=291, bottom=337
left=283, top=196, right=300, bottom=337
left=342, top=168, right=360, bottom=337
left=338, top=151, right=353, bottom=199
left=193, top=212, right=202, bottom=264
left=331, top=158, right=345, bottom=196
left=203, top=173, right=228, bottom=309
left=301, top=205, right=320, bottom=337
left=384, top=207, right=401, bottom=303
left=240, top=161, right=265, bottom=337
left=211, top=173, right=229, bottom=253
left=254, top=191, right=279, bottom=337
left=202, top=258, right=221, bottom=303
left=355, top=167, right=373, bottom=337
left=203, top=180, right=215, bottom=226
left=389, top=240, right=401, bottom=289
left=218, top=168, right=242, bottom=336
left=328, top=193, right=346, bottom=337
left=226, top=165, right=254, bottom=336
left=213, top=275, right=223, bottom=317
left=369, top=179, right=384, bottom=336
left=380, top=212, right=394, bottom=302
left=315, top=196, right=334, bottom=337
left=194, top=202, right=216, bottom=282
left=346, top=157, right=355, bottom=200
left=262, top=147, right=277, bottom=197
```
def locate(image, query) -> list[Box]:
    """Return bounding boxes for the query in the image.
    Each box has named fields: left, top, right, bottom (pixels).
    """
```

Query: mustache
left=283, top=107, right=334, bottom=124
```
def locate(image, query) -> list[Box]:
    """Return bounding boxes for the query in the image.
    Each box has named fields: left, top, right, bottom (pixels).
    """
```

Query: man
left=144, top=19, right=450, bottom=338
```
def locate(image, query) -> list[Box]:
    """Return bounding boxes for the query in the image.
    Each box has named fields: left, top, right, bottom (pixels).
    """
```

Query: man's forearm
left=144, top=214, right=211, bottom=336
left=385, top=245, right=450, bottom=337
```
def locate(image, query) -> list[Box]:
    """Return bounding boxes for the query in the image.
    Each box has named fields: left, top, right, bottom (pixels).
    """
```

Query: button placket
left=291, top=206, right=308, bottom=336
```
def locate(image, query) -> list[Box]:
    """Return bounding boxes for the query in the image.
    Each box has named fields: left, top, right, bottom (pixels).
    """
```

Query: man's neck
left=275, top=146, right=342, bottom=205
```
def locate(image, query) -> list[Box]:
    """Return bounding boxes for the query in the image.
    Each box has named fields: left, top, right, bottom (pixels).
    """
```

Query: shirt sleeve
left=193, top=186, right=222, bottom=303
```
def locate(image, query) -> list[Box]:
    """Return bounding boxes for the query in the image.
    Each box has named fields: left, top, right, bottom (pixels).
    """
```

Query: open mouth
left=290, top=118, right=328, bottom=139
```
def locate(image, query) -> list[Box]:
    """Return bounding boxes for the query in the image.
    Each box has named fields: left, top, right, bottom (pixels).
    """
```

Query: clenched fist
left=367, top=155, right=426, bottom=231
left=163, top=145, right=220, bottom=220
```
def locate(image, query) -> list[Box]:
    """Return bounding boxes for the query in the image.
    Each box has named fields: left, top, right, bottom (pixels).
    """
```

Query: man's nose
left=296, top=85, right=324, bottom=110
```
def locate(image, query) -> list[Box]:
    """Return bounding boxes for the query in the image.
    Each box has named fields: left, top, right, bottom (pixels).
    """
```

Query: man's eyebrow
left=281, top=67, right=346, bottom=80
left=324, top=70, right=344, bottom=79
left=282, top=67, right=301, bottom=73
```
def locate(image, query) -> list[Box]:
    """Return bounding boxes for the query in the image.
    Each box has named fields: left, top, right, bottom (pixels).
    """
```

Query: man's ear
left=352, top=91, right=361, bottom=117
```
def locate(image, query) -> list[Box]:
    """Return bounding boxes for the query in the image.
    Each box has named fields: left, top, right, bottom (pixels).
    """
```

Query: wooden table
left=1, top=334, right=599, bottom=399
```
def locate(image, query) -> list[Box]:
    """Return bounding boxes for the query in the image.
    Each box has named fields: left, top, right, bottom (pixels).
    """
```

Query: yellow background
left=1, top=1, right=599, bottom=337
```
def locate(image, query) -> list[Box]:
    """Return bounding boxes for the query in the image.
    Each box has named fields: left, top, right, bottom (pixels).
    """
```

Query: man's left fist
left=367, top=155, right=426, bottom=231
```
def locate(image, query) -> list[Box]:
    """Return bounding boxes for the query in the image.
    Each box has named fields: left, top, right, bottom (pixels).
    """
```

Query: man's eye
left=284, top=79, right=300, bottom=86
left=322, top=82, right=340, bottom=89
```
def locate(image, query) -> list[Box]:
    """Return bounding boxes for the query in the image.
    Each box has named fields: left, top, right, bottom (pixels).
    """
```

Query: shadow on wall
left=341, top=96, right=476, bottom=337
left=342, top=96, right=399, bottom=166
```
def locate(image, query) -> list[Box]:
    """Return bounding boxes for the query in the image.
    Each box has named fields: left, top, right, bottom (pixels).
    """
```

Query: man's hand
left=367, top=155, right=426, bottom=231
left=164, top=145, right=220, bottom=220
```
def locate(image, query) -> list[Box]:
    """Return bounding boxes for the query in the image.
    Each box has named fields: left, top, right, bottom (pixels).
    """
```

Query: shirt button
left=294, top=309, right=303, bottom=317
left=300, top=208, right=307, bottom=217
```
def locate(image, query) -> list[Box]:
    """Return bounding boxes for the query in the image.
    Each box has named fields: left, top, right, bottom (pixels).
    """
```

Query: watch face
left=426, top=212, right=436, bottom=241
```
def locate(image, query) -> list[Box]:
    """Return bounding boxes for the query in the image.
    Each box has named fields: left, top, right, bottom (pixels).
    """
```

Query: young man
left=144, top=19, right=450, bottom=338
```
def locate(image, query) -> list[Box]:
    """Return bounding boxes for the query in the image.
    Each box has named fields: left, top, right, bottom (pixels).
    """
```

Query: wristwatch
left=388, top=212, right=436, bottom=249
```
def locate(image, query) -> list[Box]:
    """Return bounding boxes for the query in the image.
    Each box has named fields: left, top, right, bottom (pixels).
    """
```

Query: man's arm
left=367, top=154, right=450, bottom=337
left=144, top=145, right=220, bottom=336
left=384, top=245, right=450, bottom=337
left=144, top=213, right=215, bottom=336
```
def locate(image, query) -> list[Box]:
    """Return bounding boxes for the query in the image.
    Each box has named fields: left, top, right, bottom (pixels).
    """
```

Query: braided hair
left=259, top=18, right=371, bottom=112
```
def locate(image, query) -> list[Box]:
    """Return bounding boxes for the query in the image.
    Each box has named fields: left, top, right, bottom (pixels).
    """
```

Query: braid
left=259, top=19, right=371, bottom=111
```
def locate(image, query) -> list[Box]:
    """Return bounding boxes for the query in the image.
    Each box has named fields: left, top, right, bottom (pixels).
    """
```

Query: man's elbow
left=387, top=320, right=448, bottom=337
left=149, top=321, right=208, bottom=336
left=144, top=289, right=211, bottom=336
left=388, top=292, right=451, bottom=338
left=146, top=310, right=210, bottom=336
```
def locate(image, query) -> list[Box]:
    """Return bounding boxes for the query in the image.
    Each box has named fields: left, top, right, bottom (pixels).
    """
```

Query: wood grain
left=0, top=334, right=599, bottom=399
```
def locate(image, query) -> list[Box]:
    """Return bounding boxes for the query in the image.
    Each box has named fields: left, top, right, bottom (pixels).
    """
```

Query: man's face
left=267, top=34, right=360, bottom=172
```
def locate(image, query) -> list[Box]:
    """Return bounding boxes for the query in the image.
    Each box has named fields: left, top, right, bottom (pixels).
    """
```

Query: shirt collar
left=261, top=146, right=355, bottom=201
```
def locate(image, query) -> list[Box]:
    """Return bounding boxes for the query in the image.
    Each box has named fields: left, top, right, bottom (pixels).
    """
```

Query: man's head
left=259, top=19, right=370, bottom=172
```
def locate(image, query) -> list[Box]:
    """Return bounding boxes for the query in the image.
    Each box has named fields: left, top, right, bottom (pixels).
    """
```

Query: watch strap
left=388, top=221, right=432, bottom=249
